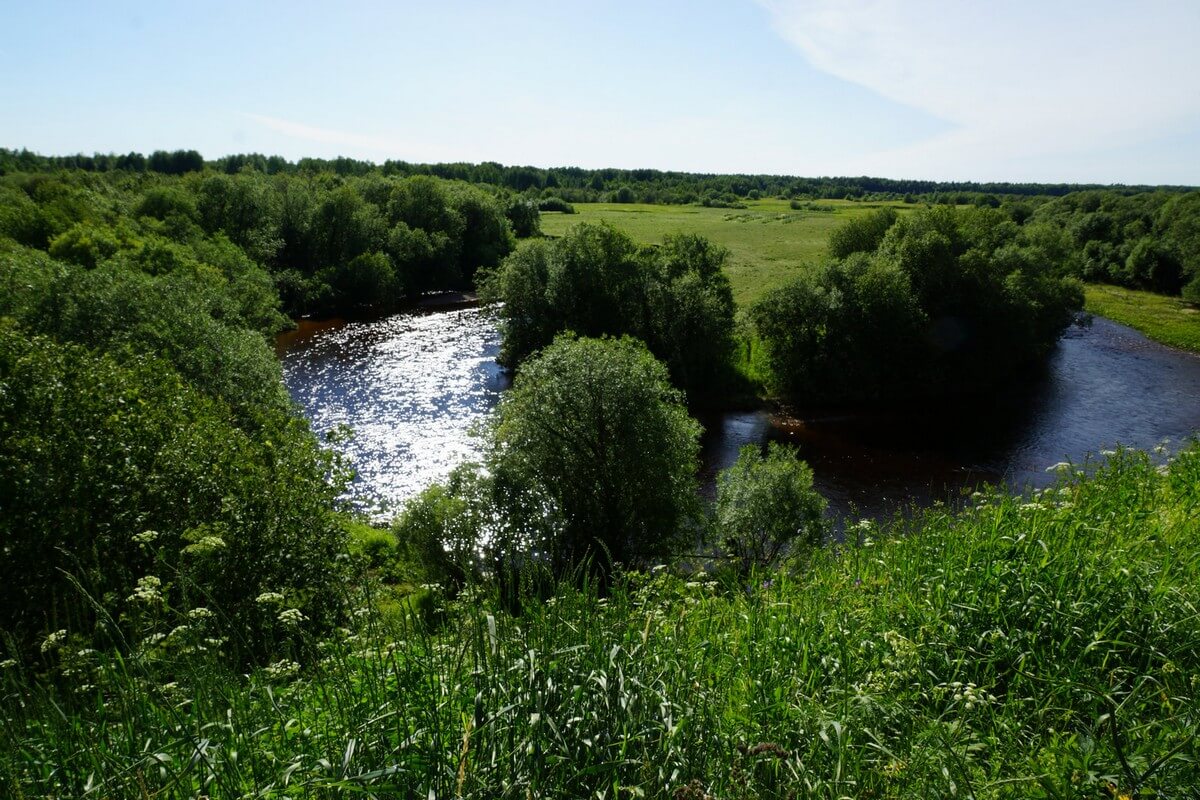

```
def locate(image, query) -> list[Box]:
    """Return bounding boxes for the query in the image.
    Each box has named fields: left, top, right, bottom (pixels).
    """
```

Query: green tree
left=489, top=335, right=702, bottom=575
left=0, top=325, right=347, bottom=664
left=716, top=443, right=827, bottom=577
left=505, top=198, right=541, bottom=238
left=826, top=207, right=898, bottom=259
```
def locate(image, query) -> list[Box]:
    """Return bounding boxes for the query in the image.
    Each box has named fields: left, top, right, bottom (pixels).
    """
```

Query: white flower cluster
left=40, top=629, right=68, bottom=654
left=184, top=535, right=227, bottom=556
left=945, top=681, right=996, bottom=711
left=277, top=608, right=307, bottom=628
left=131, top=530, right=159, bottom=545
left=256, top=591, right=285, bottom=606
left=187, top=607, right=215, bottom=621
left=264, top=659, right=301, bottom=682
left=127, top=576, right=163, bottom=605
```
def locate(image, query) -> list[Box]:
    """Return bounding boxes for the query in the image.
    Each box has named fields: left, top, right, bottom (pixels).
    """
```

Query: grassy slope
left=5, top=446, right=1199, bottom=798
left=1085, top=284, right=1200, bottom=353
left=539, top=199, right=914, bottom=307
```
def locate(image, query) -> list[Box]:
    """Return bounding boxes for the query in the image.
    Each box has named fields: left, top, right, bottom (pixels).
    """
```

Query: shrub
left=0, top=326, right=348, bottom=665
left=489, top=335, right=702, bottom=576
left=716, top=443, right=827, bottom=577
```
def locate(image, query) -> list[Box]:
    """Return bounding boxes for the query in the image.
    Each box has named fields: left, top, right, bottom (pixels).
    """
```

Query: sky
left=2, top=0, right=1198, bottom=184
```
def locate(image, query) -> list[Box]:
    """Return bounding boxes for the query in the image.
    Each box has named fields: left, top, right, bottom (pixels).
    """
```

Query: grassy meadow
left=5, top=446, right=1199, bottom=798
left=539, top=200, right=915, bottom=306
left=1084, top=284, right=1200, bottom=353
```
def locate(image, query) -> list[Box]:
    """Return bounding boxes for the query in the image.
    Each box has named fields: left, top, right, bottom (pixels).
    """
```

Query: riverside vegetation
left=1, top=152, right=1199, bottom=797
left=5, top=446, right=1199, bottom=797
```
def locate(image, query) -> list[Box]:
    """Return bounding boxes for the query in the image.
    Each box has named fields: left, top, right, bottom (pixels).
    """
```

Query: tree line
left=4, top=146, right=1193, bottom=205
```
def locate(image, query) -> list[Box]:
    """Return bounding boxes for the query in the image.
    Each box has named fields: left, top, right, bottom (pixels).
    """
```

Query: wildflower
left=264, top=659, right=301, bottom=682
left=0, top=659, right=17, bottom=669
left=278, top=608, right=307, bottom=628
left=255, top=591, right=285, bottom=606
left=40, top=629, right=68, bottom=654
left=187, top=607, right=214, bottom=621
left=184, top=535, right=226, bottom=556
left=127, top=576, right=163, bottom=605
left=132, top=530, right=159, bottom=545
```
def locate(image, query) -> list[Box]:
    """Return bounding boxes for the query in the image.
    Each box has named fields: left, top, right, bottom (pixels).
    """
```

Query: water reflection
left=279, top=311, right=1200, bottom=523
left=700, top=318, right=1200, bottom=520
left=277, top=307, right=507, bottom=518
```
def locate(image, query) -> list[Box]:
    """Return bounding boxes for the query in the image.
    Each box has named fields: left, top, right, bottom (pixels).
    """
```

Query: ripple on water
left=278, top=308, right=507, bottom=519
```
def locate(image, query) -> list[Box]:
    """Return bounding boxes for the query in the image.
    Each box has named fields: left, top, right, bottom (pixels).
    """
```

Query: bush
left=716, top=443, right=827, bottom=577
left=505, top=198, right=541, bottom=238
left=826, top=207, right=898, bottom=259
left=538, top=196, right=576, bottom=214
left=489, top=335, right=702, bottom=576
left=0, top=326, right=348, bottom=665
left=752, top=206, right=1083, bottom=404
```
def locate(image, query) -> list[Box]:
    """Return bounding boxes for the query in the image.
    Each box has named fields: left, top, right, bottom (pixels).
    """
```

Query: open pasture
left=539, top=199, right=915, bottom=306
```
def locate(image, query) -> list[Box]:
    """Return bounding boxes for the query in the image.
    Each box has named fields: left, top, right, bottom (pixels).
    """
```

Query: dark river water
left=278, top=309, right=1200, bottom=521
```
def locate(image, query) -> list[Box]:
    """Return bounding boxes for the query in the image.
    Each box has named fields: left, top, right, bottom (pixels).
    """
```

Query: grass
left=1084, top=284, right=1200, bottom=353
left=539, top=199, right=915, bottom=307
left=5, top=444, right=1199, bottom=798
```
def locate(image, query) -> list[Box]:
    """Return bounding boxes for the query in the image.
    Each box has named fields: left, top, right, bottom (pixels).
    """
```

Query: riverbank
left=1085, top=283, right=1200, bottom=353
left=6, top=443, right=1198, bottom=797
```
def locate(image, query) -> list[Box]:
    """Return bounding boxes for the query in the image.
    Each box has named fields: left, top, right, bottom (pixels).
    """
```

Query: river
left=277, top=309, right=1200, bottom=521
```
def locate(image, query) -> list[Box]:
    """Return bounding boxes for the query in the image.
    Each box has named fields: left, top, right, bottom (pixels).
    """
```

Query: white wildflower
left=184, top=535, right=227, bottom=556
left=277, top=608, right=307, bottom=628
left=187, top=607, right=214, bottom=621
left=40, top=629, right=68, bottom=654
left=255, top=591, right=285, bottom=606
left=264, top=659, right=301, bottom=681
left=132, top=530, right=159, bottom=545
left=0, top=659, right=17, bottom=670
left=127, top=576, right=163, bottom=605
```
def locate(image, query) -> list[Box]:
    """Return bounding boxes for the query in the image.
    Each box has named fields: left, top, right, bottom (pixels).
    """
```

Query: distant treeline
left=2, top=147, right=1193, bottom=205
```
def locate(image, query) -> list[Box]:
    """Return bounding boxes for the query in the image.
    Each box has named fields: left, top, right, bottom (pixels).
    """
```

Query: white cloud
left=758, top=0, right=1200, bottom=180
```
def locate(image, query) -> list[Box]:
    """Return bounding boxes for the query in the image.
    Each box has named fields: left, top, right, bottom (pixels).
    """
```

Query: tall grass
left=3, top=445, right=1199, bottom=798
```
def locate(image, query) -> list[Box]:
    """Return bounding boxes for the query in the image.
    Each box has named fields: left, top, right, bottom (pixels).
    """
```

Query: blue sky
left=2, top=0, right=1197, bottom=183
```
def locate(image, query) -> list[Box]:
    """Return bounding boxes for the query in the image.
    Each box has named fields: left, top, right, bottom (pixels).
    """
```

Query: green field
left=539, top=199, right=914, bottom=306
left=1085, top=284, right=1200, bottom=353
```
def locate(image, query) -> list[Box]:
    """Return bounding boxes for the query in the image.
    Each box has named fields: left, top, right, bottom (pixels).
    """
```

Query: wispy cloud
left=758, top=0, right=1200, bottom=180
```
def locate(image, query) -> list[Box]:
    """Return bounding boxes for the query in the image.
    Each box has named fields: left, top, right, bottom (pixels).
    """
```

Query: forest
left=2, top=151, right=1200, bottom=797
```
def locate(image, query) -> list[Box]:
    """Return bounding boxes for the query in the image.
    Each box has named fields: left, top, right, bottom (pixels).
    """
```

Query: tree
left=716, top=443, right=827, bottom=577
left=489, top=335, right=702, bottom=575
left=505, top=198, right=541, bottom=238
left=482, top=225, right=736, bottom=398
left=827, top=207, right=898, bottom=260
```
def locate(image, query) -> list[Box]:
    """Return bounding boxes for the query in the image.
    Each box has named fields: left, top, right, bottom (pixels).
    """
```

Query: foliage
left=4, top=445, right=1199, bottom=797
left=482, top=223, right=736, bottom=398
left=537, top=196, right=575, bottom=214
left=0, top=326, right=348, bottom=665
left=488, top=335, right=702, bottom=575
left=505, top=197, right=541, bottom=238
left=715, top=443, right=827, bottom=577
left=751, top=206, right=1085, bottom=404
left=826, top=205, right=898, bottom=259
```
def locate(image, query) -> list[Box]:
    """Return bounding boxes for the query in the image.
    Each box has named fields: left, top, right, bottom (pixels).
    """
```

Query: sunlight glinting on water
left=279, top=308, right=505, bottom=518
